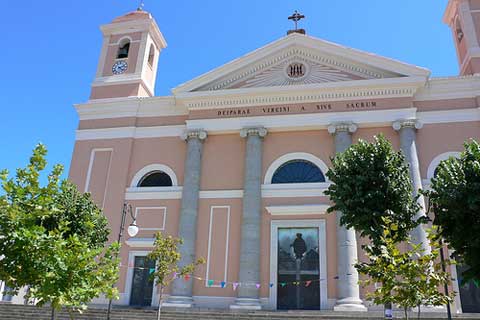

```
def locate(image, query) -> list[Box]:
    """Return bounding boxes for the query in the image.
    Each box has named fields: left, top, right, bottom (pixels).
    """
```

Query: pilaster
left=231, top=127, right=267, bottom=310
left=329, top=122, right=367, bottom=312
left=164, top=130, right=207, bottom=308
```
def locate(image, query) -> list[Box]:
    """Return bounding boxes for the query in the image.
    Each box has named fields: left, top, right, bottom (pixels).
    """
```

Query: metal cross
left=137, top=0, right=145, bottom=11
left=288, top=10, right=305, bottom=30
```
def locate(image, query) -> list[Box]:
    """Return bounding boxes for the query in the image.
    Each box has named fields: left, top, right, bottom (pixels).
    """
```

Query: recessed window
left=117, top=40, right=130, bottom=59
left=148, top=44, right=155, bottom=67
left=138, top=171, right=173, bottom=187
left=272, top=160, right=325, bottom=184
left=456, top=17, right=464, bottom=42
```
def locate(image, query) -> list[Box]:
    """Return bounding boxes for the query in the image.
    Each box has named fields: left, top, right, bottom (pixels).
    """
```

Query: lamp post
left=106, top=203, right=139, bottom=320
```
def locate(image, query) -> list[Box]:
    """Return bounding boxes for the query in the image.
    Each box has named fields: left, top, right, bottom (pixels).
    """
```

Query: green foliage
left=0, top=144, right=120, bottom=315
left=147, top=232, right=204, bottom=319
left=325, top=134, right=425, bottom=247
left=427, top=139, right=480, bottom=283
left=356, top=219, right=454, bottom=318
left=148, top=232, right=205, bottom=288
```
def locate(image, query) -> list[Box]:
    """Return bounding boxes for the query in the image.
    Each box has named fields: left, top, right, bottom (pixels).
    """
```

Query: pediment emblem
left=237, top=57, right=361, bottom=88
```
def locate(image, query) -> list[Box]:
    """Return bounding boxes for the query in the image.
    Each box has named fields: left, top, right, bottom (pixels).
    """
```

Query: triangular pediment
left=173, top=33, right=430, bottom=94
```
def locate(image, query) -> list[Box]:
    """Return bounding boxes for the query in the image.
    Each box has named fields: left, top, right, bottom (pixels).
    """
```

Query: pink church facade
left=63, top=0, right=480, bottom=313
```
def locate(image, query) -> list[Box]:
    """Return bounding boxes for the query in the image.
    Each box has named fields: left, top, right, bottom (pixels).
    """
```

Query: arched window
left=138, top=171, right=173, bottom=187
left=272, top=160, right=325, bottom=184
left=456, top=17, right=464, bottom=42
left=117, top=40, right=130, bottom=59
left=427, top=152, right=461, bottom=180
left=148, top=44, right=155, bottom=67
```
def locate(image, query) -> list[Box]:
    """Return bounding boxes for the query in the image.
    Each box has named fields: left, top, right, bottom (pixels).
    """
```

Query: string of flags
left=119, top=263, right=480, bottom=289
left=119, top=263, right=328, bottom=289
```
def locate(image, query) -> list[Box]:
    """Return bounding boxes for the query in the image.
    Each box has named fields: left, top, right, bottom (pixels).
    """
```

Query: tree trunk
left=417, top=304, right=421, bottom=320
left=404, top=307, right=408, bottom=320
left=157, top=286, right=164, bottom=320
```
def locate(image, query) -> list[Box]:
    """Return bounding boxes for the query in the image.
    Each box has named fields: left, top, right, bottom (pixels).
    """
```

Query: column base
left=334, top=297, right=367, bottom=312
left=162, top=295, right=194, bottom=308
left=230, top=298, right=262, bottom=310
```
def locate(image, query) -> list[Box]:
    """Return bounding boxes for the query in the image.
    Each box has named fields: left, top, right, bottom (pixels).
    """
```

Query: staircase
left=1, top=304, right=479, bottom=320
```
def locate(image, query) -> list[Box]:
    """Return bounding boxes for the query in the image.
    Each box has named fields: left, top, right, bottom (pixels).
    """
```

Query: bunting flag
left=118, top=264, right=334, bottom=288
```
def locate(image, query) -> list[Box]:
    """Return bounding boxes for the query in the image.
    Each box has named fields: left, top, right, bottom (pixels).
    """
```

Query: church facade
left=65, top=0, right=480, bottom=313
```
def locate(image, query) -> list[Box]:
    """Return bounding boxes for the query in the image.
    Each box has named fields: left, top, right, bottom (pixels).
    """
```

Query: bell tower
left=444, top=0, right=480, bottom=75
left=90, top=9, right=167, bottom=100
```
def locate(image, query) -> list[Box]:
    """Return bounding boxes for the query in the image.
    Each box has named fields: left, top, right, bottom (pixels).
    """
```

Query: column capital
left=392, top=119, right=423, bottom=131
left=327, top=122, right=358, bottom=135
left=181, top=129, right=207, bottom=141
left=240, top=127, right=267, bottom=138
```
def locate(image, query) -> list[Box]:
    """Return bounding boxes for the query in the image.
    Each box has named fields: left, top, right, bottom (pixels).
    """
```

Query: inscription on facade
left=215, top=101, right=377, bottom=118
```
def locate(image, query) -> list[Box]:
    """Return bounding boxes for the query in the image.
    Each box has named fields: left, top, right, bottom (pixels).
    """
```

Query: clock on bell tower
left=89, top=8, right=167, bottom=100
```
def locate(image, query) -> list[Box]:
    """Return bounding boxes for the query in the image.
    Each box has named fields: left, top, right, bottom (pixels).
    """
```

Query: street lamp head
left=127, top=221, right=139, bottom=237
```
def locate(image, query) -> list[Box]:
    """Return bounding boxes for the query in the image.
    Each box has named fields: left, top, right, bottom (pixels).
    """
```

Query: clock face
left=112, top=60, right=128, bottom=75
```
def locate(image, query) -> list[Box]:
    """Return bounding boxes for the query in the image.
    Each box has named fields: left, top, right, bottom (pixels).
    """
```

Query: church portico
left=62, top=1, right=480, bottom=313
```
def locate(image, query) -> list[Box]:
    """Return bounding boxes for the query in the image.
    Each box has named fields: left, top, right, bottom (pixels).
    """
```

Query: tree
left=147, top=232, right=205, bottom=320
left=0, top=144, right=120, bottom=319
left=325, top=134, right=430, bottom=314
left=427, top=139, right=480, bottom=283
left=356, top=218, right=454, bottom=320
left=325, top=135, right=425, bottom=247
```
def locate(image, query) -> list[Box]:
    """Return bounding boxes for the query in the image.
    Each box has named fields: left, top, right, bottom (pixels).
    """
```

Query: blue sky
left=1, top=0, right=455, bottom=181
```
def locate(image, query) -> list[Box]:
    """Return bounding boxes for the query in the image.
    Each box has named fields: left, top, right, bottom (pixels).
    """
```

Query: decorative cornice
left=392, top=119, right=423, bottom=131
left=173, top=33, right=430, bottom=94
left=178, top=76, right=425, bottom=111
left=181, top=129, right=207, bottom=141
left=327, top=122, right=358, bottom=134
left=240, top=127, right=268, bottom=138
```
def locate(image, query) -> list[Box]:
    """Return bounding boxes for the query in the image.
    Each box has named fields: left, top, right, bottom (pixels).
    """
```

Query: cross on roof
left=288, top=10, right=305, bottom=30
left=137, top=0, right=145, bottom=11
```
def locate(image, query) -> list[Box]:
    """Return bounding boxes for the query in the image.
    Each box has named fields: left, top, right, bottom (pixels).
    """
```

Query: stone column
left=393, top=120, right=431, bottom=254
left=164, top=130, right=207, bottom=308
left=328, top=123, right=367, bottom=312
left=230, top=127, right=267, bottom=310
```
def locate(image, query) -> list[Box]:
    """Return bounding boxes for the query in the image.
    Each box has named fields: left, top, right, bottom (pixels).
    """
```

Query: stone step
left=1, top=304, right=480, bottom=320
